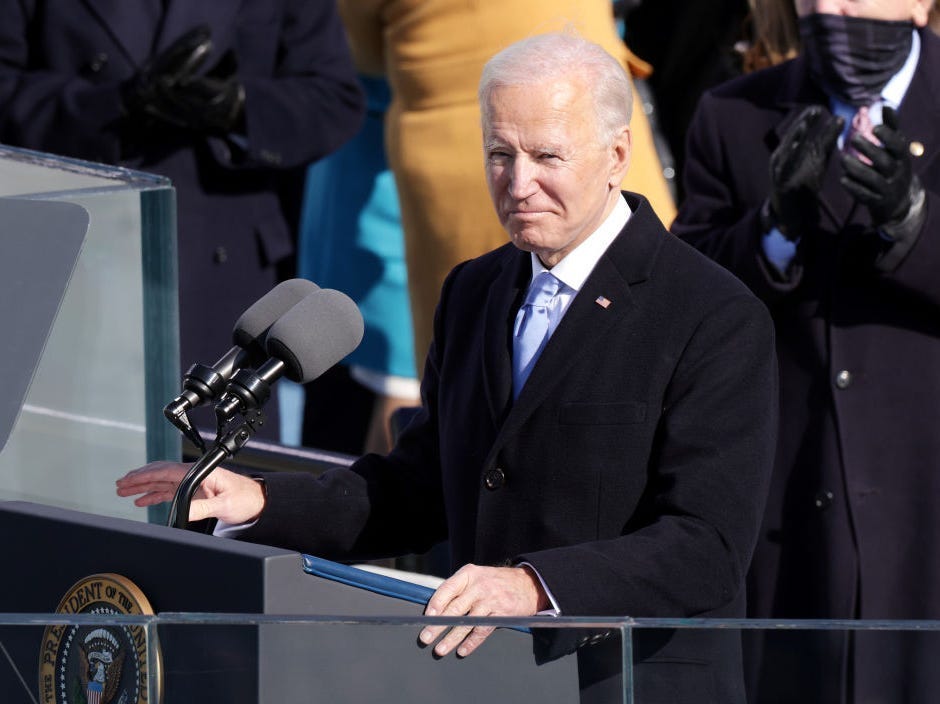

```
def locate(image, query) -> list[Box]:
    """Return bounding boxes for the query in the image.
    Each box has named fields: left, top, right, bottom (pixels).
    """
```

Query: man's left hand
left=419, top=564, right=548, bottom=657
left=840, top=106, right=925, bottom=235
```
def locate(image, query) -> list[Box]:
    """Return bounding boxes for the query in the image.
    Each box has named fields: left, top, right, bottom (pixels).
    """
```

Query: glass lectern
left=0, top=144, right=178, bottom=521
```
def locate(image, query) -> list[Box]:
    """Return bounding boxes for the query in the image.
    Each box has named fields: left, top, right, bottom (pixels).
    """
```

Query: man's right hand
left=766, top=105, right=844, bottom=238
left=115, top=461, right=266, bottom=526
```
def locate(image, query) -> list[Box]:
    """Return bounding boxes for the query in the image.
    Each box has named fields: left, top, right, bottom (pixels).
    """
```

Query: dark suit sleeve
left=235, top=264, right=465, bottom=560
left=871, top=181, right=940, bottom=308
left=518, top=290, right=778, bottom=618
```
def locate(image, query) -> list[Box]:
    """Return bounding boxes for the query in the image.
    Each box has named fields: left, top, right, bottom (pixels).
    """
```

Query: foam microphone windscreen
left=264, top=289, right=364, bottom=383
left=231, top=278, right=320, bottom=352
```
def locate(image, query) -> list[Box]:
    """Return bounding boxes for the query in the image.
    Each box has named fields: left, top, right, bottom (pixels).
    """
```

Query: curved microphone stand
left=166, top=408, right=262, bottom=530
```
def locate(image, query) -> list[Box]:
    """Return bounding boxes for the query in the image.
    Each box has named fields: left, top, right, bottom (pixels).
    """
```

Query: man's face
left=482, top=78, right=630, bottom=268
left=794, top=0, right=931, bottom=24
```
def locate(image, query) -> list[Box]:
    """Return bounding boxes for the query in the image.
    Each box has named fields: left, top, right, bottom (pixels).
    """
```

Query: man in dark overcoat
left=672, top=0, right=940, bottom=701
left=118, top=32, right=778, bottom=703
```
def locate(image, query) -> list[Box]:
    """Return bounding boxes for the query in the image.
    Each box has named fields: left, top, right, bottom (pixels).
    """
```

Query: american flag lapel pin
left=595, top=295, right=611, bottom=309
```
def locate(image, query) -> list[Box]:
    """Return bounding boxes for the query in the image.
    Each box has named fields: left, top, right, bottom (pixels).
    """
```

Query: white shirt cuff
left=517, top=561, right=561, bottom=616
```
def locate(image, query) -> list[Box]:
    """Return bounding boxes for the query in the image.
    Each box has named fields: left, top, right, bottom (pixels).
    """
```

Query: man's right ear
left=608, top=126, right=632, bottom=188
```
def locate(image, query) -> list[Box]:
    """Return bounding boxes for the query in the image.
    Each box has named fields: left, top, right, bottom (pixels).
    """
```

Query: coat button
left=483, top=468, right=506, bottom=491
left=834, top=370, right=852, bottom=389
left=260, top=149, right=282, bottom=165
left=213, top=246, right=228, bottom=264
left=814, top=490, right=834, bottom=510
left=88, top=52, right=109, bottom=73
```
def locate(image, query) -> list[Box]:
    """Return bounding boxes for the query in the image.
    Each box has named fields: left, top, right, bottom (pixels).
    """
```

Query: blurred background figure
left=620, top=0, right=751, bottom=201
left=337, top=0, right=676, bottom=371
left=738, top=0, right=801, bottom=71
left=0, top=2, right=365, bottom=439
left=672, top=0, right=939, bottom=701
left=293, top=75, right=420, bottom=455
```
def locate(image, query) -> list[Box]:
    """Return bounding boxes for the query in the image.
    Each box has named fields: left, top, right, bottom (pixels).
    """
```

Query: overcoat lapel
left=771, top=57, right=857, bottom=229
left=506, top=254, right=634, bottom=426
left=480, top=248, right=529, bottom=426
left=153, top=0, right=242, bottom=59
left=489, top=198, right=659, bottom=450
left=77, top=0, right=244, bottom=70
left=897, top=31, right=940, bottom=184
left=817, top=131, right=859, bottom=229
left=78, top=0, right=164, bottom=69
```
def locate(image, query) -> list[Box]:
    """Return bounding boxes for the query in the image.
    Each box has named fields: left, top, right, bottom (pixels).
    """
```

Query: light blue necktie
left=512, top=271, right=562, bottom=399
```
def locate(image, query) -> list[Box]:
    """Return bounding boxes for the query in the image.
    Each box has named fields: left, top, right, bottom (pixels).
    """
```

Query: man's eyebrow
left=483, top=138, right=510, bottom=150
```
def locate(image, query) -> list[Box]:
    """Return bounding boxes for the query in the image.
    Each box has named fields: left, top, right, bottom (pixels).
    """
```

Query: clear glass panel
left=5, top=613, right=940, bottom=704
left=0, top=613, right=620, bottom=704
left=0, top=145, right=178, bottom=521
left=626, top=618, right=940, bottom=704
left=0, top=614, right=159, bottom=704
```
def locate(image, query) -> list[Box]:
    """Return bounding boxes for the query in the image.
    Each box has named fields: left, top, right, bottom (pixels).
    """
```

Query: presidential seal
left=39, top=573, right=161, bottom=704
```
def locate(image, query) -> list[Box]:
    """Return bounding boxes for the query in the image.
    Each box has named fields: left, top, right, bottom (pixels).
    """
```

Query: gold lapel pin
left=910, top=141, right=925, bottom=158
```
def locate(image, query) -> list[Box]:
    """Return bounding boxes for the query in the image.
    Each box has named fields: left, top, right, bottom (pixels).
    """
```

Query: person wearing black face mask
left=672, top=0, right=939, bottom=702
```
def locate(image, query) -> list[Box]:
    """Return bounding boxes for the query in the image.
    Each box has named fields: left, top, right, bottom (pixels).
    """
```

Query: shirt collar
left=529, top=194, right=631, bottom=292
left=882, top=28, right=920, bottom=109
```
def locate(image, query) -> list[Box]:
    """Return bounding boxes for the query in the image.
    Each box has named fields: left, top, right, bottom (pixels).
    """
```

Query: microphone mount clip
left=166, top=407, right=266, bottom=531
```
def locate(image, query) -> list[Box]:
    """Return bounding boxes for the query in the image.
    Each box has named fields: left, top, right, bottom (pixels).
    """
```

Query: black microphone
left=164, top=278, right=320, bottom=420
left=214, top=288, right=365, bottom=421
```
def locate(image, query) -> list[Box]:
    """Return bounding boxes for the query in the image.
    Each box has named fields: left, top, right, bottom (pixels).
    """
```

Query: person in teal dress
left=293, top=75, right=420, bottom=454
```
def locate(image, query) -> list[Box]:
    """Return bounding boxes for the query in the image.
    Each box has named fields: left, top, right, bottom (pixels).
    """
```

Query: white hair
left=478, top=32, right=634, bottom=145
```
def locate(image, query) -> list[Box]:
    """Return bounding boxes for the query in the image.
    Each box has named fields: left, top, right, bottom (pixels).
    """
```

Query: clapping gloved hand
left=763, top=105, right=844, bottom=239
left=122, top=25, right=246, bottom=135
left=153, top=48, right=246, bottom=135
left=840, top=106, right=926, bottom=242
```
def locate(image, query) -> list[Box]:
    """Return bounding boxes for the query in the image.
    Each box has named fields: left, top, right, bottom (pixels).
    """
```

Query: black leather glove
left=122, top=25, right=213, bottom=120
left=764, top=105, right=844, bottom=239
left=146, top=50, right=246, bottom=134
left=840, top=105, right=926, bottom=241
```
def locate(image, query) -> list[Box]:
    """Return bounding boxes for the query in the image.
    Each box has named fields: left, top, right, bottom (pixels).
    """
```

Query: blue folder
left=302, top=554, right=436, bottom=606
left=301, top=555, right=532, bottom=633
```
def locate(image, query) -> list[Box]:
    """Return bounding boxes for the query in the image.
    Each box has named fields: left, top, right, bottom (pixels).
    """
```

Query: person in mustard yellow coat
left=338, top=1, right=675, bottom=368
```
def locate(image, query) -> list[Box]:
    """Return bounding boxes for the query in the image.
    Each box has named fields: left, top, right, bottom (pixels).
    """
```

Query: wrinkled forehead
left=482, top=78, right=588, bottom=126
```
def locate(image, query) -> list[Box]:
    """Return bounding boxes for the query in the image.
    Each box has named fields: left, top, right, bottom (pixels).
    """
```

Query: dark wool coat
left=242, top=194, right=778, bottom=703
